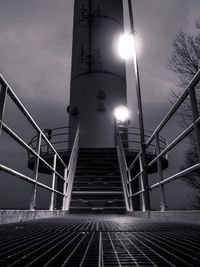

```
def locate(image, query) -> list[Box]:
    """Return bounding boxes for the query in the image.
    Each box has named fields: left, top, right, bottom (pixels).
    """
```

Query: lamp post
left=127, top=0, right=150, bottom=211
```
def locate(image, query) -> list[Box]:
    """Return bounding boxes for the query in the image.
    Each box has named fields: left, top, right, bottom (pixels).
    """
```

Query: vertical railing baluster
left=65, top=125, right=79, bottom=211
left=155, top=133, right=167, bottom=211
left=49, top=154, right=57, bottom=211
left=115, top=125, right=132, bottom=211
left=62, top=167, right=68, bottom=210
left=0, top=81, right=8, bottom=136
left=139, top=154, right=146, bottom=211
left=29, top=132, right=42, bottom=210
left=127, top=168, right=133, bottom=211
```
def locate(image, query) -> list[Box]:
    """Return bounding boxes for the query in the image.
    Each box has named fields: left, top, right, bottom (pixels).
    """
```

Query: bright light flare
left=114, top=106, right=130, bottom=122
left=118, top=33, right=135, bottom=59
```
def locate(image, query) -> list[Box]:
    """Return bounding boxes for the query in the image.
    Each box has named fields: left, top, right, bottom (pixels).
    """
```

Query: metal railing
left=28, top=127, right=76, bottom=157
left=116, top=125, right=167, bottom=212
left=64, top=125, right=79, bottom=210
left=0, top=74, right=79, bottom=211
left=116, top=69, right=200, bottom=212
left=118, top=126, right=168, bottom=156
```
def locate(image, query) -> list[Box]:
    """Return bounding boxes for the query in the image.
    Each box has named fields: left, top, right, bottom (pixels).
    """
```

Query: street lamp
left=117, top=0, right=150, bottom=211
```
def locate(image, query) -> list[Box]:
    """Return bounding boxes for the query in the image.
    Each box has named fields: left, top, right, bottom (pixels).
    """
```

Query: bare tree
left=168, top=18, right=200, bottom=209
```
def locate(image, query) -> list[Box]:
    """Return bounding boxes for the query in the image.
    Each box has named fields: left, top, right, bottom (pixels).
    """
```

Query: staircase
left=69, top=148, right=126, bottom=214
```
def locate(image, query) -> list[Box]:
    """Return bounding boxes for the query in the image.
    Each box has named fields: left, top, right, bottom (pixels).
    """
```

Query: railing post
left=139, top=154, right=146, bottom=211
left=155, top=134, right=167, bottom=211
left=140, top=151, right=150, bottom=210
left=49, top=154, right=57, bottom=211
left=115, top=124, right=132, bottom=211
left=65, top=125, right=79, bottom=211
left=0, top=81, right=7, bottom=136
left=188, top=86, right=200, bottom=162
left=127, top=169, right=133, bottom=211
left=116, top=145, right=129, bottom=211
left=65, top=146, right=79, bottom=211
left=62, top=167, right=68, bottom=210
left=29, top=132, right=42, bottom=210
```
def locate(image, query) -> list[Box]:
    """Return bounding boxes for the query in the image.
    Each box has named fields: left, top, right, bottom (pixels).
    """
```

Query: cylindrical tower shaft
left=69, top=0, right=126, bottom=147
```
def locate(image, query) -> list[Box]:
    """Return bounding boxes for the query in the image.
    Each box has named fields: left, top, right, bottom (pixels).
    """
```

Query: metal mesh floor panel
left=0, top=215, right=200, bottom=266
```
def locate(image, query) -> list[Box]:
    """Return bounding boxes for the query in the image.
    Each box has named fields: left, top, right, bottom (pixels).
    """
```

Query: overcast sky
left=0, top=0, right=200, bottom=209
left=0, top=0, right=199, bottom=124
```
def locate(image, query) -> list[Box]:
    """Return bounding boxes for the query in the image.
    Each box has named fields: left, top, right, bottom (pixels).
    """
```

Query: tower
left=68, top=0, right=126, bottom=147
left=25, top=0, right=168, bottom=213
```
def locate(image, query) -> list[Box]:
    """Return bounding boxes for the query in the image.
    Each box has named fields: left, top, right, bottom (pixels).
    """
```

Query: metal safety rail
left=118, top=126, right=168, bottom=156
left=0, top=74, right=79, bottom=211
left=116, top=126, right=167, bottom=212
left=116, top=126, right=133, bottom=212
left=116, top=69, right=200, bottom=212
left=28, top=126, right=76, bottom=157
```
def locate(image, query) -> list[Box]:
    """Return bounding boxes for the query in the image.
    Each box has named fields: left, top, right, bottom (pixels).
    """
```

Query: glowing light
left=114, top=106, right=130, bottom=122
left=118, top=33, right=135, bottom=59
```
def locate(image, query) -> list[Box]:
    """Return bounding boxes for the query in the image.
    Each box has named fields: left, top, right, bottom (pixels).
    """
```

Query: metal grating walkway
left=0, top=215, right=200, bottom=266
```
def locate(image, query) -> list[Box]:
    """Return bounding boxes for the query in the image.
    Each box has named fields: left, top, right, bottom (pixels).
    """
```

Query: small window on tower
left=97, top=102, right=106, bottom=112
left=97, top=90, right=106, bottom=99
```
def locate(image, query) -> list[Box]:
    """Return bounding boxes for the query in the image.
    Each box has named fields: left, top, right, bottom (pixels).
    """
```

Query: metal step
left=69, top=207, right=126, bottom=214
left=72, top=191, right=123, bottom=195
left=77, top=160, right=117, bottom=165
left=75, top=170, right=120, bottom=175
left=76, top=165, right=119, bottom=170
left=70, top=200, right=125, bottom=207
left=71, top=194, right=124, bottom=200
left=74, top=176, right=121, bottom=181
left=73, top=187, right=122, bottom=191
left=73, top=181, right=122, bottom=186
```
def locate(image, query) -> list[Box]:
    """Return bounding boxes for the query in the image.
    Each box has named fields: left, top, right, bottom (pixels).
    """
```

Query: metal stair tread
left=74, top=175, right=121, bottom=178
left=69, top=207, right=126, bottom=209
left=73, top=181, right=122, bottom=184
left=75, top=168, right=119, bottom=170
left=71, top=199, right=124, bottom=202
left=72, top=191, right=123, bottom=194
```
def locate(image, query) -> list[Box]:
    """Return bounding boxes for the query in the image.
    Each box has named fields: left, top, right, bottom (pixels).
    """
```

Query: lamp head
left=118, top=33, right=135, bottom=60
left=114, top=106, right=130, bottom=124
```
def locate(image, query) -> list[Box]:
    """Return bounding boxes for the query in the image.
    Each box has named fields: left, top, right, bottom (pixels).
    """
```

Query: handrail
left=64, top=124, right=80, bottom=210
left=0, top=74, right=80, bottom=211
left=115, top=125, right=133, bottom=211
left=118, top=126, right=168, bottom=160
left=0, top=75, right=66, bottom=168
left=146, top=69, right=200, bottom=148
left=28, top=127, right=76, bottom=158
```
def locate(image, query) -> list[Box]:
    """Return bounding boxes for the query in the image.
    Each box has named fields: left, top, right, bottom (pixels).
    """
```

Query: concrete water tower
left=68, top=0, right=126, bottom=148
